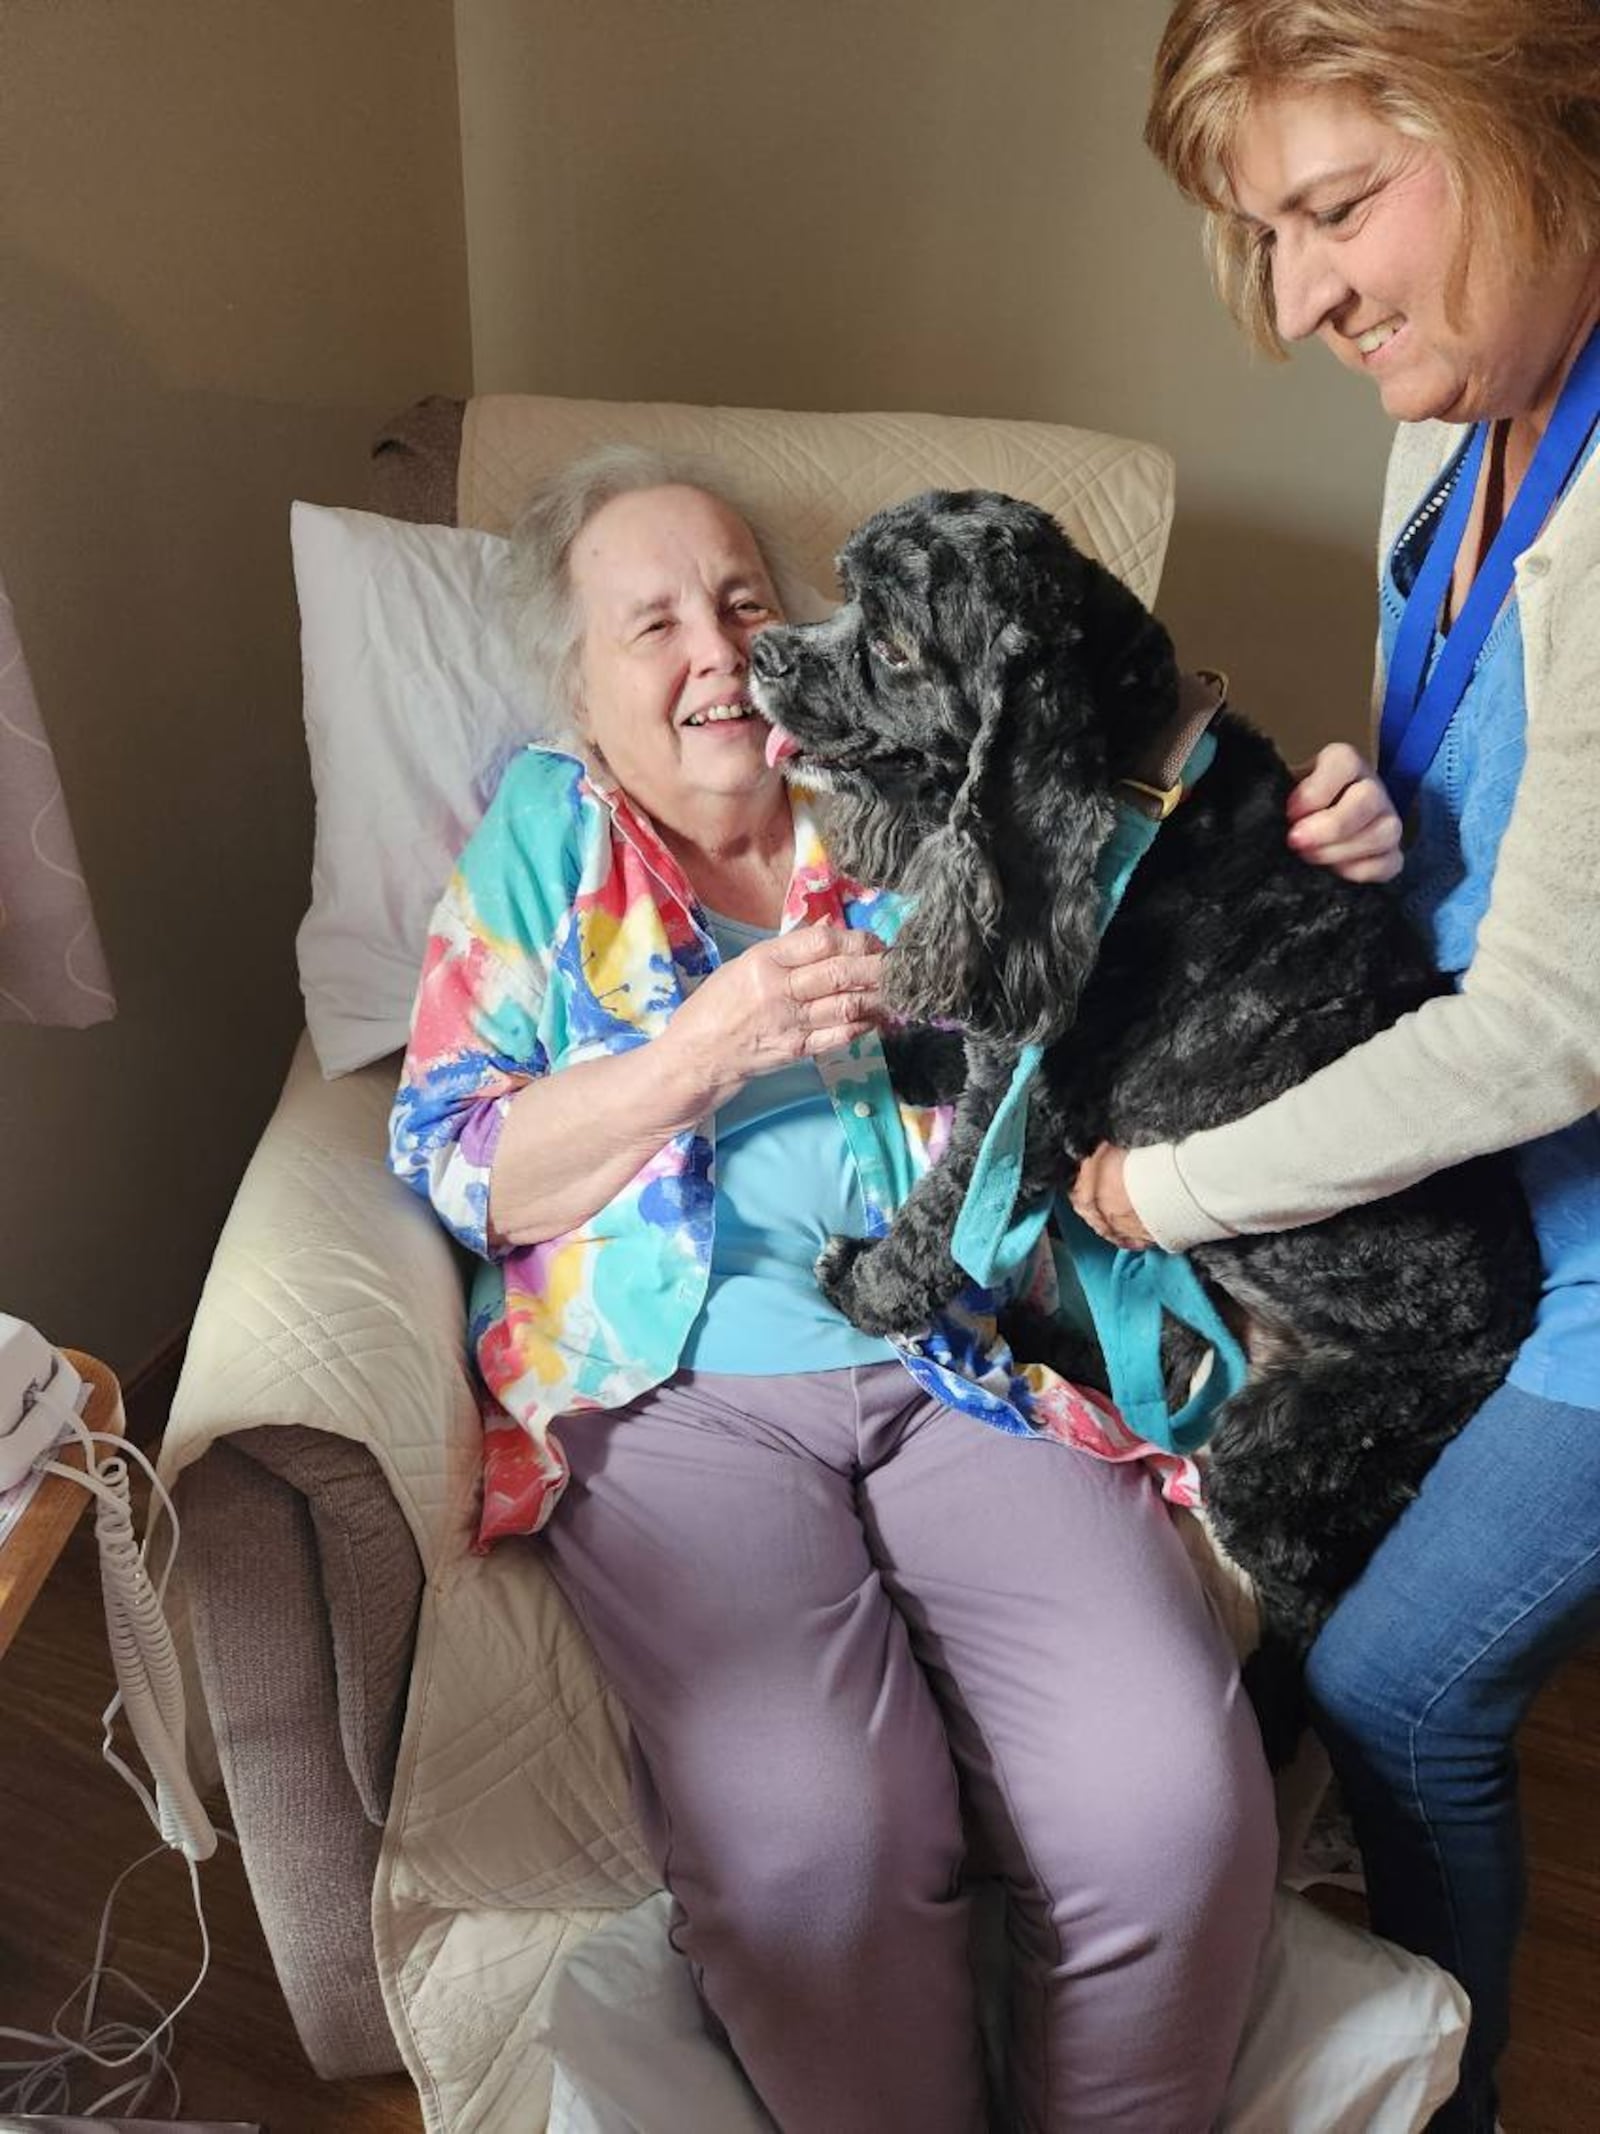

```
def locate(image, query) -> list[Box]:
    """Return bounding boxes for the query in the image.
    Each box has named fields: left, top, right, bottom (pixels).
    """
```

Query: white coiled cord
left=0, top=1412, right=225, bottom=2116
left=82, top=1442, right=215, bottom=1862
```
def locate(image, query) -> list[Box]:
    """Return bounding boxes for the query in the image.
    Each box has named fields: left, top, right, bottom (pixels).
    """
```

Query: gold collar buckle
left=1116, top=775, right=1186, bottom=821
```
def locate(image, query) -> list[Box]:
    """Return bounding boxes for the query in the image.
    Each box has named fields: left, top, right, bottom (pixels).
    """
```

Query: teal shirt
left=683, top=910, right=897, bottom=1373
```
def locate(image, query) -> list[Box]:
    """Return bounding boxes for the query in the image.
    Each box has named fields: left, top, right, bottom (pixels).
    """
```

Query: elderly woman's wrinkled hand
left=1286, top=743, right=1404, bottom=884
left=668, top=924, right=886, bottom=1096
left=1069, top=1143, right=1156, bottom=1251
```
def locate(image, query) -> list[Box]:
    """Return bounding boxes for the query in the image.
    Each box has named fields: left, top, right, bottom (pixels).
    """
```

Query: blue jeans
left=1306, top=1380, right=1600, bottom=2133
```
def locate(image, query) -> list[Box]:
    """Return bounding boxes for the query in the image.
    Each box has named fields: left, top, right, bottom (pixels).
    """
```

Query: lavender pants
left=541, top=1364, right=1274, bottom=2133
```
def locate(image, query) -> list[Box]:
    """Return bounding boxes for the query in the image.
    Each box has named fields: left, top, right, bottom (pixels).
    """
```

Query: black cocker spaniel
left=750, top=487, right=1537, bottom=1695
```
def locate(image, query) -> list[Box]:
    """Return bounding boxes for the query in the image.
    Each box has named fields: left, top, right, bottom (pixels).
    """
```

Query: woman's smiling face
left=1227, top=87, right=1600, bottom=428
left=570, top=484, right=783, bottom=825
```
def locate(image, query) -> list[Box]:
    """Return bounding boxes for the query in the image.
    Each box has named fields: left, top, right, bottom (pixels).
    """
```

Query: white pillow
left=541, top=1888, right=1468, bottom=2134
left=290, top=501, right=547, bottom=1077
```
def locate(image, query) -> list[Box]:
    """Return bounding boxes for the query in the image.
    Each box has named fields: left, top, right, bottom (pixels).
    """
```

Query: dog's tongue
left=764, top=722, right=800, bottom=769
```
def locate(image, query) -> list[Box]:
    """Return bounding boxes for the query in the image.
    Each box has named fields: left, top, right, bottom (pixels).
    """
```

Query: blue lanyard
left=1379, top=326, right=1600, bottom=821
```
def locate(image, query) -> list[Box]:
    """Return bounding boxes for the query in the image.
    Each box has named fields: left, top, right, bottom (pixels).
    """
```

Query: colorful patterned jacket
left=389, top=746, right=1199, bottom=1545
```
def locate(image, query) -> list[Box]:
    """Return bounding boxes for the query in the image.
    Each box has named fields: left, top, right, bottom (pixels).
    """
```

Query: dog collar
left=1115, top=668, right=1228, bottom=821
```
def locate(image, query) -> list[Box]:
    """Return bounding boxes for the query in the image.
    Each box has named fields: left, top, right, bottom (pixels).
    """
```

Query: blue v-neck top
left=1383, top=443, right=1600, bottom=1405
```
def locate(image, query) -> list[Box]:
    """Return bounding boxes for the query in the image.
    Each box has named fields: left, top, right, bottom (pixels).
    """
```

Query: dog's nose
left=750, top=632, right=794, bottom=679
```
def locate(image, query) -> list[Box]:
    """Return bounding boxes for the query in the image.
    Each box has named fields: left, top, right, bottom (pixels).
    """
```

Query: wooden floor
left=2, top=1486, right=1596, bottom=2131
left=0, top=1491, right=421, bottom=2134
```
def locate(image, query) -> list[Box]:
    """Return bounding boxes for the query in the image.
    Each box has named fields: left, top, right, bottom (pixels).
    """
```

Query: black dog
left=750, top=488, right=1538, bottom=1682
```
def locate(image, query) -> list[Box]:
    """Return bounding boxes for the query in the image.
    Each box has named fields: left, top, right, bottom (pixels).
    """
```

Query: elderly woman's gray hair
left=503, top=444, right=812, bottom=752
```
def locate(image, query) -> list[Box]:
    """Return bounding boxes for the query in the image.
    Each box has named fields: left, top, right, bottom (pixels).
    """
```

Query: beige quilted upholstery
left=460, top=394, right=1175, bottom=609
left=164, top=396, right=1178, bottom=2134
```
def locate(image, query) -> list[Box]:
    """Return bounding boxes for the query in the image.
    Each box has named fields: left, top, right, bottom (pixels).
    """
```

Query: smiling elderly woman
left=385, top=446, right=1277, bottom=2132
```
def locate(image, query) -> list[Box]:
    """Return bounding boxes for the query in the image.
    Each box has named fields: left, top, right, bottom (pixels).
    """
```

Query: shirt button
left=853, top=1100, right=872, bottom=1118
left=1520, top=552, right=1550, bottom=579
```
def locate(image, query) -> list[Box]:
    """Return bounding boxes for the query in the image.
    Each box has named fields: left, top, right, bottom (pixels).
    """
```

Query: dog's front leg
left=818, top=1037, right=1019, bottom=1338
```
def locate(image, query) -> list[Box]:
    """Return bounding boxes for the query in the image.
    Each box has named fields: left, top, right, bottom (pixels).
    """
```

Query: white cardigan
left=1125, top=418, right=1600, bottom=1251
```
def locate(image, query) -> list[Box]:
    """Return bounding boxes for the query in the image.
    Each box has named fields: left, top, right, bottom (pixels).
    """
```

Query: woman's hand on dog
left=1069, top=1144, right=1156, bottom=1250
left=1286, top=744, right=1404, bottom=884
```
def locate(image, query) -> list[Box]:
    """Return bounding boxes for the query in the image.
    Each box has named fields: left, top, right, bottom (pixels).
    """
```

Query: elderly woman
left=1072, top=5, right=1600, bottom=2128
left=387, top=445, right=1281, bottom=2132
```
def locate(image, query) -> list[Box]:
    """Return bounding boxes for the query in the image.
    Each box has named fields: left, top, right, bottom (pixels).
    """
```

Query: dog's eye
left=869, top=636, right=914, bottom=671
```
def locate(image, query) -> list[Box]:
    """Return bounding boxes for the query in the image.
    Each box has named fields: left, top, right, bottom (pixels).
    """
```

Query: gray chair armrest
left=177, top=1428, right=417, bottom=2077
left=186, top=1423, right=422, bottom=1824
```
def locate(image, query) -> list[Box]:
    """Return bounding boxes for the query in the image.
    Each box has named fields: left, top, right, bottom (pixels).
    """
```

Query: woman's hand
left=489, top=927, right=884, bottom=1248
left=1286, top=743, right=1403, bottom=883
left=664, top=925, right=886, bottom=1105
left=1069, top=1143, right=1156, bottom=1250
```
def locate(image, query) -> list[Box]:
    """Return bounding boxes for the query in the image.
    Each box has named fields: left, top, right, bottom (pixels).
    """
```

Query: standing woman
left=1075, top=4, right=1600, bottom=2129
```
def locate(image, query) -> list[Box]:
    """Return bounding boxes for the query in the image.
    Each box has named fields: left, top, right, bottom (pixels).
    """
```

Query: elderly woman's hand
left=666, top=924, right=886, bottom=1100
left=1286, top=743, right=1404, bottom=884
left=1069, top=1143, right=1156, bottom=1251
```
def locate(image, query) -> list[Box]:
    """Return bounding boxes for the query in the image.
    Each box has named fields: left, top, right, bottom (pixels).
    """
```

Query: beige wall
left=0, top=1, right=471, bottom=1375
left=455, top=0, right=1395, bottom=749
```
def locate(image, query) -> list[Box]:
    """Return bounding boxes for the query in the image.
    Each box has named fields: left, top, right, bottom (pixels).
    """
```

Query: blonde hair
left=1146, top=0, right=1600, bottom=353
left=503, top=443, right=807, bottom=750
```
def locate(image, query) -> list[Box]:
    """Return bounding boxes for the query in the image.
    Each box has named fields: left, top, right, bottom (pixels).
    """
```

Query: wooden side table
left=0, top=1349, right=123, bottom=1661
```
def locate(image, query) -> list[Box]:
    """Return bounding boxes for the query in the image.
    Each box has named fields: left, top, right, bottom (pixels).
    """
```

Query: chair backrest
left=456, top=394, right=1176, bottom=612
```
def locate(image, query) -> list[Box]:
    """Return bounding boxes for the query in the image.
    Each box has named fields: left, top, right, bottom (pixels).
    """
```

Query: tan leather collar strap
left=1116, top=668, right=1228, bottom=822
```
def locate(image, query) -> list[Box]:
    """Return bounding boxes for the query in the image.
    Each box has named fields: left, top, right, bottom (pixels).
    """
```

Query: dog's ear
left=1068, top=557, right=1181, bottom=774
left=942, top=548, right=1174, bottom=1046
left=885, top=816, right=1003, bottom=1037
left=884, top=608, right=1119, bottom=1049
left=883, top=620, right=1094, bottom=1046
left=985, top=751, right=1114, bottom=1047
left=881, top=624, right=1016, bottom=1033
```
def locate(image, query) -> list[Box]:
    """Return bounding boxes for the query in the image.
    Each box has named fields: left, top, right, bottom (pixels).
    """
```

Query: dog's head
left=750, top=489, right=1179, bottom=1043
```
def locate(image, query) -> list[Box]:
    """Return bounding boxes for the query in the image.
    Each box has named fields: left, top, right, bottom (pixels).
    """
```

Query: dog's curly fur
left=750, top=487, right=1539, bottom=1679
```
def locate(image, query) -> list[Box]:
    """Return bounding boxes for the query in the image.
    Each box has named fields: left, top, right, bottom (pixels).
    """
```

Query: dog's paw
left=815, top=1232, right=875, bottom=1318
left=816, top=1234, right=919, bottom=1338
